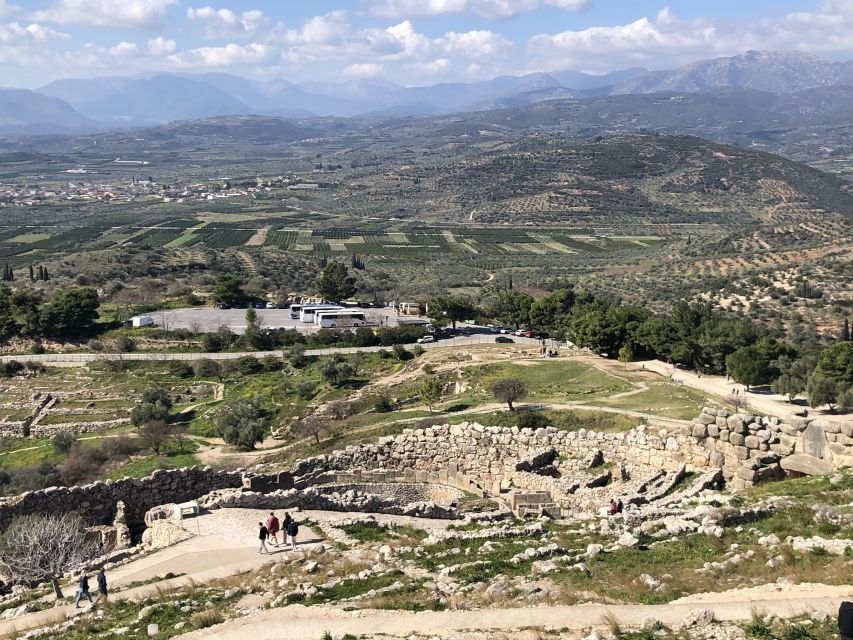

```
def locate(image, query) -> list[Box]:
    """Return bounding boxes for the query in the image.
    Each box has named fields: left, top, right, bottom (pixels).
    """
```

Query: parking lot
left=148, top=306, right=405, bottom=334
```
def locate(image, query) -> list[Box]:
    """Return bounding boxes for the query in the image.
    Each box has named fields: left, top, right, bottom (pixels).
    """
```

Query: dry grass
left=190, top=608, right=224, bottom=629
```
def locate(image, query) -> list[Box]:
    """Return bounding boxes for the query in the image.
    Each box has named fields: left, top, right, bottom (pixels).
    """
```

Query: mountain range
left=3, top=50, right=853, bottom=134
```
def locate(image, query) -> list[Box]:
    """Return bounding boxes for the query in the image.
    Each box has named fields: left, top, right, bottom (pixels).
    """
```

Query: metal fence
left=0, top=335, right=562, bottom=364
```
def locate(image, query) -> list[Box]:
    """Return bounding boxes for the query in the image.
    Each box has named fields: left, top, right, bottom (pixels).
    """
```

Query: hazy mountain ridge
left=2, top=50, right=853, bottom=134
left=0, top=89, right=94, bottom=134
left=617, top=50, right=853, bottom=94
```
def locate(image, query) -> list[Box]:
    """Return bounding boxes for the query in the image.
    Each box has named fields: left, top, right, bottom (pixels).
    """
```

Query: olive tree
left=0, top=512, right=100, bottom=599
left=214, top=398, right=267, bottom=450
left=491, top=378, right=528, bottom=411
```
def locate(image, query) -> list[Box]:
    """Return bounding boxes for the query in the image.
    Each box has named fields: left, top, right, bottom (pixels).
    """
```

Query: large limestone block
left=780, top=453, right=833, bottom=476
left=799, top=422, right=832, bottom=462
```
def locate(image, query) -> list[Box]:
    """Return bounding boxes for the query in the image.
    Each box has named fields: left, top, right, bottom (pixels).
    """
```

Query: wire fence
left=0, top=335, right=564, bottom=364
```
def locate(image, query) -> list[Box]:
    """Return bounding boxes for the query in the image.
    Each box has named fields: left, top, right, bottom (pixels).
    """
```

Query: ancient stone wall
left=0, top=467, right=242, bottom=533
left=292, top=409, right=850, bottom=493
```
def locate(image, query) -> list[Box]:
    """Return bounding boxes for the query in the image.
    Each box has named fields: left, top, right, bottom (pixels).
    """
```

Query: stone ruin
left=0, top=407, right=847, bottom=549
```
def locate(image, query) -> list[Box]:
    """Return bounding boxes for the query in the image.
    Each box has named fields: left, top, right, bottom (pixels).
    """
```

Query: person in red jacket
left=266, top=512, right=280, bottom=547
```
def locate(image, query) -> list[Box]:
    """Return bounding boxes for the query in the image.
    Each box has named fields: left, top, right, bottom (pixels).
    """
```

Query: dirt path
left=177, top=586, right=853, bottom=640
left=637, top=359, right=852, bottom=426
left=0, top=510, right=323, bottom=638
left=245, top=225, right=271, bottom=247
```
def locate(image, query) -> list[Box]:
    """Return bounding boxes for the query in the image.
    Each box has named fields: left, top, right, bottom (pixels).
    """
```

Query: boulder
left=780, top=453, right=833, bottom=476
left=799, top=422, right=832, bottom=461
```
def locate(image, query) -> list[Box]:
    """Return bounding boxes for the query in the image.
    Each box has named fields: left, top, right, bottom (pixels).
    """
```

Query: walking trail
left=177, top=584, right=853, bottom=640
left=636, top=359, right=852, bottom=426
left=0, top=510, right=322, bottom=638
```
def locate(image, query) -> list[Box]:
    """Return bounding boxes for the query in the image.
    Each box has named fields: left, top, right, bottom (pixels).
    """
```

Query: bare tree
left=137, top=419, right=174, bottom=455
left=726, top=394, right=748, bottom=412
left=293, top=414, right=329, bottom=444
left=0, top=512, right=101, bottom=599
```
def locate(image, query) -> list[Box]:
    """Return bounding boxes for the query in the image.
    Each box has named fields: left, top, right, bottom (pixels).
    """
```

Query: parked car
left=489, top=326, right=501, bottom=333
left=254, top=302, right=265, bottom=309
left=495, top=336, right=514, bottom=344
left=214, top=303, right=230, bottom=310
left=524, top=330, right=536, bottom=338
left=265, top=302, right=276, bottom=309
left=513, top=329, right=526, bottom=336
left=500, top=328, right=513, bottom=334
left=417, top=335, right=436, bottom=344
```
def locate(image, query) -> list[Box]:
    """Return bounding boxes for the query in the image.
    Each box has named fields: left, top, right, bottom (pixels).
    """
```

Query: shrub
left=214, top=398, right=267, bottom=450
left=168, top=361, right=194, bottom=379
left=297, top=381, right=317, bottom=400
left=392, top=344, right=410, bottom=361
left=260, top=355, right=282, bottom=372
left=191, top=608, right=224, bottom=629
left=51, top=432, right=76, bottom=456
left=193, top=358, right=221, bottom=380
left=230, top=355, right=262, bottom=376
left=373, top=396, right=393, bottom=413
left=113, top=336, right=136, bottom=353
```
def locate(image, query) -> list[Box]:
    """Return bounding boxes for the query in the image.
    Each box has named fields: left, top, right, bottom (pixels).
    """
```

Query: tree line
left=0, top=286, right=99, bottom=342
left=429, top=287, right=853, bottom=412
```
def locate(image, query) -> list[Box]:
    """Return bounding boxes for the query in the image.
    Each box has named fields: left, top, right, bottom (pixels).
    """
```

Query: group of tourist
left=75, top=568, right=107, bottom=608
left=257, top=511, right=299, bottom=554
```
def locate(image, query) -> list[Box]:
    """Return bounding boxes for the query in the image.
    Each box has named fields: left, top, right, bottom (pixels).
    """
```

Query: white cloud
left=0, top=0, right=20, bottom=19
left=0, top=21, right=67, bottom=44
left=166, top=42, right=276, bottom=69
left=527, top=4, right=853, bottom=73
left=343, top=62, right=384, bottom=78
left=148, top=36, right=176, bottom=56
left=438, top=30, right=511, bottom=60
left=32, top=0, right=177, bottom=28
left=368, top=0, right=588, bottom=20
left=405, top=57, right=451, bottom=76
left=186, top=6, right=266, bottom=39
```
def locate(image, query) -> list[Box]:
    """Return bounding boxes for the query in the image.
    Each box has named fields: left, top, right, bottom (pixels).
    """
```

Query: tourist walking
left=75, top=574, right=93, bottom=608
left=282, top=512, right=292, bottom=545
left=257, top=522, right=269, bottom=554
left=96, top=568, right=108, bottom=600
left=287, top=518, right=299, bottom=551
left=266, top=512, right=280, bottom=546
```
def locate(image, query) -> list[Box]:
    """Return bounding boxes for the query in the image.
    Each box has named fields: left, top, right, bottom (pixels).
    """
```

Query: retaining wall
left=0, top=467, right=242, bottom=532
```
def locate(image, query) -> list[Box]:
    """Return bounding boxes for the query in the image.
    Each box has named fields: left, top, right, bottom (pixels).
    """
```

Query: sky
left=2, top=0, right=853, bottom=88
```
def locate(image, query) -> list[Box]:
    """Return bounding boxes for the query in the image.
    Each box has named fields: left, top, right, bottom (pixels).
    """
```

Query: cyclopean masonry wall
left=0, top=467, right=242, bottom=533
left=291, top=408, right=849, bottom=497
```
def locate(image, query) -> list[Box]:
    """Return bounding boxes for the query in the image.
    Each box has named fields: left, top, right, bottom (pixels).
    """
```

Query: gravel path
left=176, top=591, right=851, bottom=640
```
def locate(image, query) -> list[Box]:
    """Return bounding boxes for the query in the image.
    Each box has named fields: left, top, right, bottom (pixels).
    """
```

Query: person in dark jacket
left=257, top=522, right=269, bottom=554
left=287, top=519, right=299, bottom=551
left=96, top=569, right=108, bottom=599
left=282, top=512, right=292, bottom=545
left=75, top=574, right=93, bottom=608
left=840, top=601, right=853, bottom=640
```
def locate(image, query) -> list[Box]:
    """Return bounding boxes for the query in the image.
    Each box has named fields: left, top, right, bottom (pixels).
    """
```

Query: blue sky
left=1, top=0, right=849, bottom=88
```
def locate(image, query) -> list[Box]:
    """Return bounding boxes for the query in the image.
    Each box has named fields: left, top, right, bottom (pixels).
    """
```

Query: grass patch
left=107, top=440, right=201, bottom=479
left=462, top=360, right=632, bottom=403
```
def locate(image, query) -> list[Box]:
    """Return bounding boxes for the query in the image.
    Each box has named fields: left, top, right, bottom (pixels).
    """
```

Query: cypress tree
left=844, top=318, right=851, bottom=342
left=28, top=264, right=34, bottom=281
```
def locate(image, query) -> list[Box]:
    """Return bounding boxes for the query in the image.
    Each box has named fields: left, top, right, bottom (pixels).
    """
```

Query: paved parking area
left=151, top=307, right=402, bottom=334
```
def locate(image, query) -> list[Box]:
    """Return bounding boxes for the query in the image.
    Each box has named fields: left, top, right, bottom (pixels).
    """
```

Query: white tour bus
left=299, top=304, right=343, bottom=323
left=289, top=304, right=303, bottom=320
left=314, top=310, right=367, bottom=328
